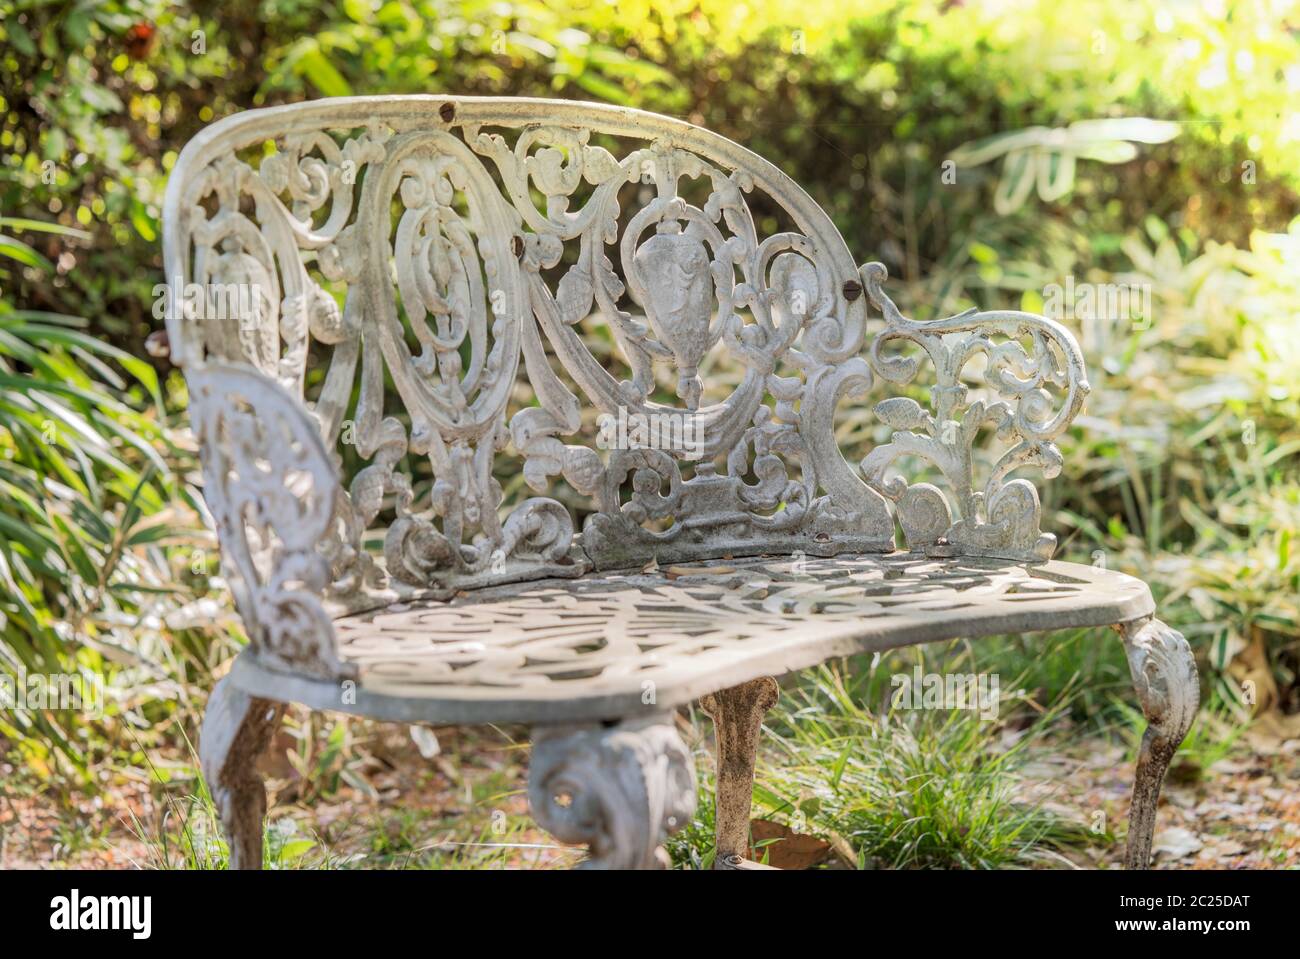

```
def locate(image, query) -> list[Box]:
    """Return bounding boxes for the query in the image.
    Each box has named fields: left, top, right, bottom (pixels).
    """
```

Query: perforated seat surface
left=230, top=552, right=1153, bottom=724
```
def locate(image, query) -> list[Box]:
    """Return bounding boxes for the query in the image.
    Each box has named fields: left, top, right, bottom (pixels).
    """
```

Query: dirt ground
left=1021, top=722, right=1300, bottom=869
left=3, top=718, right=1297, bottom=870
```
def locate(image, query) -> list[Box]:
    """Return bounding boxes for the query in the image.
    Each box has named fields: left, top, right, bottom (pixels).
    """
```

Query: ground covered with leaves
left=4, top=700, right=1296, bottom=871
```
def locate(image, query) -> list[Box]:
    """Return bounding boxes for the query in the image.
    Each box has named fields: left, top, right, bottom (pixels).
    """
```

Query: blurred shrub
left=0, top=249, right=230, bottom=779
left=2, top=0, right=1296, bottom=348
left=1080, top=225, right=1300, bottom=717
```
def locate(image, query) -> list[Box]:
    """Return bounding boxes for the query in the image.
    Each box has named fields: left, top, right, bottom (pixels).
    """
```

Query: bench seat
left=230, top=552, right=1153, bottom=725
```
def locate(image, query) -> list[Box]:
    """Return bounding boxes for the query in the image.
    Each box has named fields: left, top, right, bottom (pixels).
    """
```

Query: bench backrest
left=164, top=96, right=1088, bottom=602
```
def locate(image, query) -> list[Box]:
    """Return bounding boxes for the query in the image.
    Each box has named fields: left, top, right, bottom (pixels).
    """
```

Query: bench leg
left=200, top=677, right=284, bottom=870
left=700, top=677, right=779, bottom=870
left=528, top=713, right=696, bottom=869
left=1118, top=617, right=1199, bottom=869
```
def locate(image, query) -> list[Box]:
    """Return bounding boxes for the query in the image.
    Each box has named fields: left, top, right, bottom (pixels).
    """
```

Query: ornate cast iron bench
left=163, top=96, right=1199, bottom=870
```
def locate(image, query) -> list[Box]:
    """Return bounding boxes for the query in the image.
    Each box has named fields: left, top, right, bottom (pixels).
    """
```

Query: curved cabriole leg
left=200, top=677, right=285, bottom=870
left=1118, top=617, right=1199, bottom=870
left=700, top=677, right=779, bottom=870
left=528, top=713, right=696, bottom=869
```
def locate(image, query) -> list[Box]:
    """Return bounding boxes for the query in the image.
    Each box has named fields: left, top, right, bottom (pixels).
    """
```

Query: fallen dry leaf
left=749, top=818, right=833, bottom=869
left=1152, top=827, right=1204, bottom=861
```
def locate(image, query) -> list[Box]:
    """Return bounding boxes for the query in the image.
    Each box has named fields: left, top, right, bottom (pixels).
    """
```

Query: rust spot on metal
left=842, top=279, right=863, bottom=302
left=439, top=102, right=456, bottom=123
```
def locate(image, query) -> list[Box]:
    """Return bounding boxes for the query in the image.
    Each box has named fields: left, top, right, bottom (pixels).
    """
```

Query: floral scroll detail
left=350, top=129, right=580, bottom=587
left=468, top=125, right=895, bottom=567
left=528, top=714, right=697, bottom=869
left=178, top=127, right=390, bottom=391
left=189, top=363, right=353, bottom=680
left=175, top=117, right=588, bottom=593
left=858, top=262, right=1091, bottom=561
left=171, top=102, right=928, bottom=594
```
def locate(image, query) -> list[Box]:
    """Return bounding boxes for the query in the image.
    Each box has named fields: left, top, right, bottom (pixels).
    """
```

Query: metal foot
left=1118, top=617, right=1199, bottom=869
left=528, top=712, right=696, bottom=869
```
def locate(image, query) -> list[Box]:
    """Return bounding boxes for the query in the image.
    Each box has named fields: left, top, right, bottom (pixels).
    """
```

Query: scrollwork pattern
left=528, top=714, right=697, bottom=869
left=167, top=98, right=1091, bottom=605
left=859, top=262, right=1090, bottom=560
left=469, top=122, right=895, bottom=567
left=188, top=363, right=354, bottom=679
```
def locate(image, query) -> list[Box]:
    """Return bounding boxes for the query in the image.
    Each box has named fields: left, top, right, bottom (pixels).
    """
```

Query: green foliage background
left=0, top=0, right=1298, bottom=785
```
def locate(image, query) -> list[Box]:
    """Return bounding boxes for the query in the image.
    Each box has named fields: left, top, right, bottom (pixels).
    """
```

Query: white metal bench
left=163, top=96, right=1198, bottom=870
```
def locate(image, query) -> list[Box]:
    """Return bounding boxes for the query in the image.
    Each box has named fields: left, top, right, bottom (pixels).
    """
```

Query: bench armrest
left=858, top=263, right=1090, bottom=561
left=189, top=361, right=355, bottom=680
